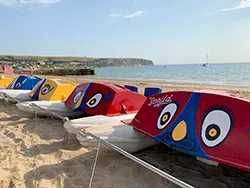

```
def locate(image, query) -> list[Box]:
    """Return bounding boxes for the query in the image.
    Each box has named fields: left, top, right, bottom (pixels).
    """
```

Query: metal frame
left=82, top=131, right=195, bottom=188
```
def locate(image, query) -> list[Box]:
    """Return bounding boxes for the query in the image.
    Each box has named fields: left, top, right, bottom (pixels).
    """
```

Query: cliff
left=88, top=58, right=154, bottom=67
left=0, top=55, right=154, bottom=68
left=0, top=55, right=154, bottom=76
left=13, top=68, right=95, bottom=76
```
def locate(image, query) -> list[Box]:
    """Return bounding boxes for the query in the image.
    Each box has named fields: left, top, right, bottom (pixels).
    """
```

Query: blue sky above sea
left=0, top=0, right=250, bottom=65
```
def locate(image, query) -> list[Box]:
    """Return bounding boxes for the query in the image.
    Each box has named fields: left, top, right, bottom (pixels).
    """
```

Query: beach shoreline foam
left=0, top=76, right=250, bottom=188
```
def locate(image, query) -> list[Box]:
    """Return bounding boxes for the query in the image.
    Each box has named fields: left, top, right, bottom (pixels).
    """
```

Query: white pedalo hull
left=16, top=100, right=83, bottom=118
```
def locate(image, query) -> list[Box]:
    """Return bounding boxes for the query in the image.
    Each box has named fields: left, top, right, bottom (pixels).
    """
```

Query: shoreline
left=78, top=75, right=250, bottom=89
left=39, top=75, right=250, bottom=98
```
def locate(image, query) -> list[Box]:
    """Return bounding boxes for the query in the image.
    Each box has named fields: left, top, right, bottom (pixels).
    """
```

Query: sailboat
left=163, top=60, right=168, bottom=67
left=202, top=53, right=209, bottom=67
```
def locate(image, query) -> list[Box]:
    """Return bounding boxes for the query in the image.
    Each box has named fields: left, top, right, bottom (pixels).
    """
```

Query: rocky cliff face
left=88, top=58, right=154, bottom=67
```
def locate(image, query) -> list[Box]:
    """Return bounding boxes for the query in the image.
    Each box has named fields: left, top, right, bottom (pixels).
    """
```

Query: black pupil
left=205, top=124, right=221, bottom=141
left=160, top=112, right=171, bottom=125
left=42, top=85, right=50, bottom=93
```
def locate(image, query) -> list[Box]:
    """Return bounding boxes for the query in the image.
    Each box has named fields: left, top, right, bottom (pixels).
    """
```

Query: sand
left=0, top=76, right=250, bottom=188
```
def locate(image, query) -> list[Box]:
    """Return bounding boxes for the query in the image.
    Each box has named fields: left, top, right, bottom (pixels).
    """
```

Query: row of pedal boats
left=1, top=74, right=250, bottom=174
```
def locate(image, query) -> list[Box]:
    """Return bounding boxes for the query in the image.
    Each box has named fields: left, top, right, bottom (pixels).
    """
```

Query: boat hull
left=0, top=89, right=31, bottom=101
left=64, top=113, right=136, bottom=134
left=3, top=90, right=32, bottom=102
left=76, top=122, right=158, bottom=153
left=16, top=101, right=83, bottom=118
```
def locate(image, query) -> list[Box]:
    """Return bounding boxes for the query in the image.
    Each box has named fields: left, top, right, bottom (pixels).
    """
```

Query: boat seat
left=124, top=85, right=138, bottom=92
left=144, top=87, right=162, bottom=97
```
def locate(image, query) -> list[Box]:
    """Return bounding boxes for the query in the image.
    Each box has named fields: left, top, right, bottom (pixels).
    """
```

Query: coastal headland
left=0, top=55, right=154, bottom=76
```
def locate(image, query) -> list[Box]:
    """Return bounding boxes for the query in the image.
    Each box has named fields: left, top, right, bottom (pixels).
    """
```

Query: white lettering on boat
left=148, top=95, right=173, bottom=107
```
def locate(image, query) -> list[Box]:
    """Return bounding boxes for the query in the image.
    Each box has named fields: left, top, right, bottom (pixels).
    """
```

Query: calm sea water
left=84, top=63, right=250, bottom=87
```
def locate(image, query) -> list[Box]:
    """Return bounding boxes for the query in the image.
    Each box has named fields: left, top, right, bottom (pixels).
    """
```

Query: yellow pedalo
left=16, top=79, right=83, bottom=118
left=38, top=79, right=77, bottom=101
left=0, top=75, right=15, bottom=88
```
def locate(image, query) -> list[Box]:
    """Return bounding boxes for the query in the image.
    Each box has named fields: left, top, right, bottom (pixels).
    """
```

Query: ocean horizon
left=81, top=62, right=250, bottom=87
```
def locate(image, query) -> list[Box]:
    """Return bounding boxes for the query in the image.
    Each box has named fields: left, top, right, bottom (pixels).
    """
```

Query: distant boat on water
left=202, top=63, right=208, bottom=67
left=163, top=61, right=168, bottom=67
left=202, top=53, right=209, bottom=67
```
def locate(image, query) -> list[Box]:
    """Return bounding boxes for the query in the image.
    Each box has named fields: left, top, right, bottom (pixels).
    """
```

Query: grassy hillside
left=0, top=55, right=95, bottom=62
left=0, top=55, right=154, bottom=68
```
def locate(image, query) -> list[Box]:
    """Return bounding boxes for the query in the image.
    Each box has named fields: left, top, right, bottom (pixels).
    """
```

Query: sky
left=0, top=0, right=250, bottom=65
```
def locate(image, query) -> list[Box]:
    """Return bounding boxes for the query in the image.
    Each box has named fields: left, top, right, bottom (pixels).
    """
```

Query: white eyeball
left=73, top=91, right=82, bottom=104
left=86, top=93, right=103, bottom=108
left=157, top=103, right=178, bottom=130
left=201, top=110, right=232, bottom=148
left=41, top=84, right=52, bottom=95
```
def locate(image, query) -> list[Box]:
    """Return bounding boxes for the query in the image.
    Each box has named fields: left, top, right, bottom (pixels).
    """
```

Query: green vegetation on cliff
left=0, top=55, right=154, bottom=68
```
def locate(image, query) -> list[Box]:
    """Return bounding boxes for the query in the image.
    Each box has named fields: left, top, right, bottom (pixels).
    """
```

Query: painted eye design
left=22, top=78, right=27, bottom=84
left=86, top=93, right=103, bottom=108
left=15, top=83, right=21, bottom=88
left=41, top=84, right=53, bottom=95
left=201, top=110, right=232, bottom=148
left=73, top=91, right=82, bottom=104
left=157, top=103, right=178, bottom=130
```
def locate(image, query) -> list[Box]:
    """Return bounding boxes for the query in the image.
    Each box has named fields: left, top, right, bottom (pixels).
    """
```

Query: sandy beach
left=1, top=76, right=250, bottom=188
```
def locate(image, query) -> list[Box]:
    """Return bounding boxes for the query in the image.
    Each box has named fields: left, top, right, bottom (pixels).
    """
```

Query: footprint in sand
left=55, top=150, right=64, bottom=163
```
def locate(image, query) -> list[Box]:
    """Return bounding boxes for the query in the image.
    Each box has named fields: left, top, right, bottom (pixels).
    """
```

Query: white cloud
left=0, top=0, right=61, bottom=7
left=108, top=13, right=121, bottom=18
left=221, top=0, right=250, bottom=11
left=19, top=0, right=61, bottom=5
left=0, top=0, right=15, bottom=6
left=109, top=10, right=145, bottom=19
left=123, top=11, right=145, bottom=19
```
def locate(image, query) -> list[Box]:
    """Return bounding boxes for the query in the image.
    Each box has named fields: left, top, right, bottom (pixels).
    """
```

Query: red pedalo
left=65, top=82, right=147, bottom=116
left=130, top=90, right=250, bottom=173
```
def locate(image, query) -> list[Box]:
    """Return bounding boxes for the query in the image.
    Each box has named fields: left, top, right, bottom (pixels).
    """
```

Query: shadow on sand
left=135, top=145, right=250, bottom=188
left=22, top=144, right=250, bottom=188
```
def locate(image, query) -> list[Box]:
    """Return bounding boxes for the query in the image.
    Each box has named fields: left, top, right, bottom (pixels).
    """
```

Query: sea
left=83, top=63, right=250, bottom=87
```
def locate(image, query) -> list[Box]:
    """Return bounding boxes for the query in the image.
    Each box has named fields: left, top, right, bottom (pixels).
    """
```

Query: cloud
left=108, top=10, right=145, bottom=19
left=123, top=11, right=145, bottom=19
left=108, top=13, right=121, bottom=18
left=0, top=0, right=15, bottom=6
left=221, top=0, right=250, bottom=11
left=0, top=0, right=61, bottom=7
